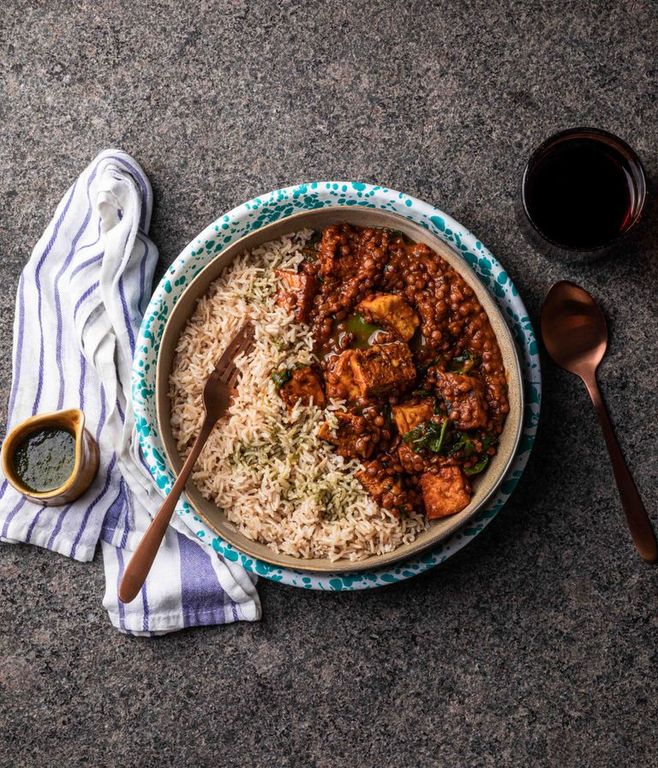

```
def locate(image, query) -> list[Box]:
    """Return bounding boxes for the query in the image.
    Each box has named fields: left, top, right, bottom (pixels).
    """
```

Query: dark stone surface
left=1, top=1, right=657, bottom=766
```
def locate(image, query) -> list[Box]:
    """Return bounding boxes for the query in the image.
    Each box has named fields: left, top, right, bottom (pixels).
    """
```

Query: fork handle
left=118, top=416, right=216, bottom=603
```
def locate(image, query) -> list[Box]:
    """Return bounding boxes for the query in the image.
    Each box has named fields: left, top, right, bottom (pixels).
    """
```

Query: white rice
left=169, top=231, right=428, bottom=562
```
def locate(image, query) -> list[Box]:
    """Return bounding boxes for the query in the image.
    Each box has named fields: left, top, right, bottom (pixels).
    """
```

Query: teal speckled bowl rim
left=132, top=181, right=541, bottom=591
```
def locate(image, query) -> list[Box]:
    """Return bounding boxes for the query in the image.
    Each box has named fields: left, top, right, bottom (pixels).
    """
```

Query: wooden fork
left=118, top=322, right=255, bottom=604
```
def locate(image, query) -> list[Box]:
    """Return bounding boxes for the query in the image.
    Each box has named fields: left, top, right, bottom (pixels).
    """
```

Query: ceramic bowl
left=153, top=207, right=524, bottom=573
left=132, top=181, right=541, bottom=591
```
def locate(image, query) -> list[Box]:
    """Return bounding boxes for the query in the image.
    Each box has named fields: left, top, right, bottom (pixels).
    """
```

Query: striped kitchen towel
left=0, top=149, right=260, bottom=634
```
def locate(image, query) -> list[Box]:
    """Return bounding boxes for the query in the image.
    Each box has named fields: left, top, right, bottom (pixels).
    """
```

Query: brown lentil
left=295, top=223, right=509, bottom=518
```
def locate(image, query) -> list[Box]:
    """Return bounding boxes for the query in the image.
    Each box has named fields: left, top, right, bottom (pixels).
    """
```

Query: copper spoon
left=118, top=322, right=255, bottom=603
left=540, top=281, right=657, bottom=562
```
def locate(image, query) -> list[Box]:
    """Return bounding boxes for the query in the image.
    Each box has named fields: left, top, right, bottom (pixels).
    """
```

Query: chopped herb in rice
left=169, top=231, right=427, bottom=562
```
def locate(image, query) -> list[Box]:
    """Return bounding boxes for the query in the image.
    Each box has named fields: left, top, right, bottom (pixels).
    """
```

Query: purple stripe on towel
left=96, top=383, right=107, bottom=442
left=78, top=354, right=87, bottom=409
left=69, top=453, right=117, bottom=559
left=138, top=238, right=148, bottom=315
left=141, top=583, right=150, bottom=632
left=113, top=478, right=132, bottom=553
left=178, top=531, right=226, bottom=627
left=138, top=446, right=152, bottom=477
left=109, top=155, right=149, bottom=230
left=100, top=483, right=127, bottom=543
left=108, top=479, right=132, bottom=552
left=70, top=250, right=103, bottom=279
left=70, top=219, right=102, bottom=261
left=25, top=505, right=47, bottom=543
left=115, top=548, right=127, bottom=631
left=119, top=499, right=130, bottom=549
left=46, top=503, right=72, bottom=550
left=1, top=496, right=28, bottom=538
left=7, top=276, right=26, bottom=418
left=118, top=275, right=136, bottom=356
left=73, top=281, right=100, bottom=319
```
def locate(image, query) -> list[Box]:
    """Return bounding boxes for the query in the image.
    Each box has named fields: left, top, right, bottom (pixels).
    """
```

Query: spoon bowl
left=541, top=281, right=608, bottom=376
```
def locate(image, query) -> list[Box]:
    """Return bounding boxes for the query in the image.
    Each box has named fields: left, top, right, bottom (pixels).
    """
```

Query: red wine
left=524, top=137, right=638, bottom=250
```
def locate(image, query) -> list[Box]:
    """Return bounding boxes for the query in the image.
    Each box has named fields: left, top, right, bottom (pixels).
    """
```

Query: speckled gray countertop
left=1, top=2, right=657, bottom=766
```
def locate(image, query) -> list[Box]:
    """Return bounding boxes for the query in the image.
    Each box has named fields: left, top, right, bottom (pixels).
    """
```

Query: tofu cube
left=420, top=468, right=471, bottom=519
left=392, top=398, right=434, bottom=436
left=275, top=269, right=317, bottom=322
left=350, top=342, right=416, bottom=398
left=325, top=342, right=416, bottom=402
left=279, top=367, right=326, bottom=409
left=357, top=293, right=420, bottom=341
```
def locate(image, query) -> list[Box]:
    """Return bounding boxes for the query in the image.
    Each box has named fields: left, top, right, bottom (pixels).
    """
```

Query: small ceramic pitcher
left=1, top=408, right=100, bottom=506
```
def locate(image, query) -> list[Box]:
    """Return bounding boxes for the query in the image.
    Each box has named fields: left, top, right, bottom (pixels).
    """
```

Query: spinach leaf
left=403, top=420, right=448, bottom=454
left=449, top=350, right=479, bottom=374
left=449, top=432, right=476, bottom=457
left=464, top=456, right=490, bottom=475
left=480, top=433, right=496, bottom=451
left=271, top=369, right=292, bottom=389
left=426, top=418, right=449, bottom=453
left=402, top=422, right=431, bottom=450
left=383, top=228, right=407, bottom=241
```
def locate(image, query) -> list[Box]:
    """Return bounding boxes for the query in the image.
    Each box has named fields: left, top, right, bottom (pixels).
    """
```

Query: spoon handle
left=583, top=374, right=657, bottom=563
left=118, top=415, right=216, bottom=603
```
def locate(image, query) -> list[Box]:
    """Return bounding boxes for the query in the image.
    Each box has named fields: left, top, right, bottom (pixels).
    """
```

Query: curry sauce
left=274, top=224, right=509, bottom=521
